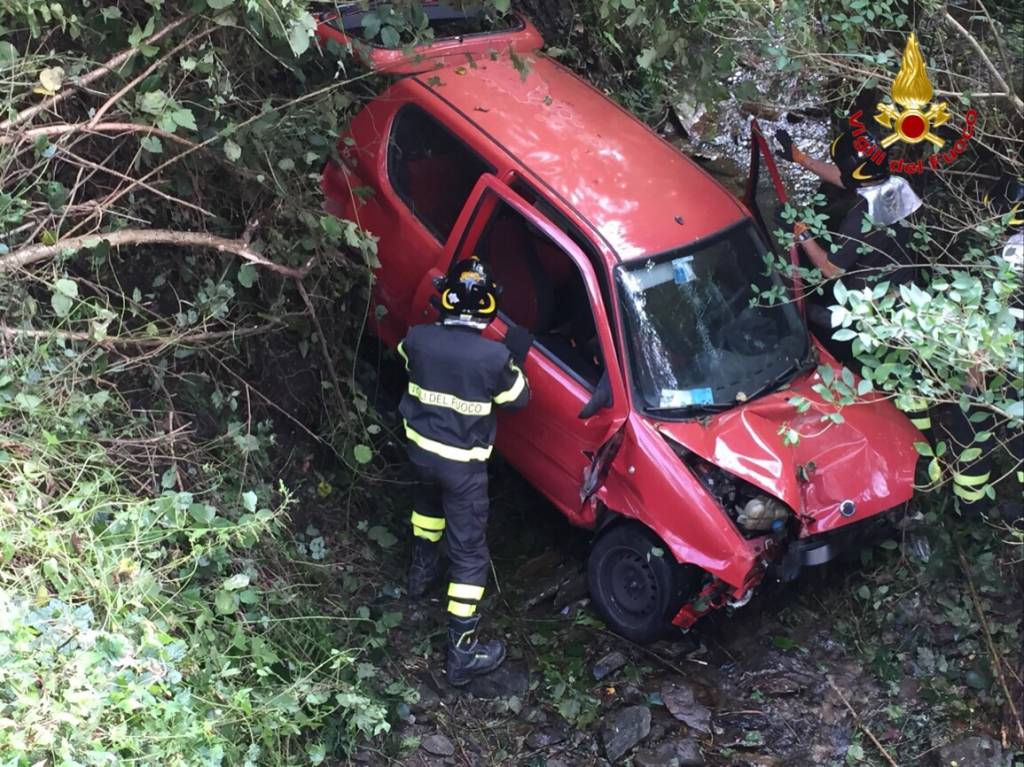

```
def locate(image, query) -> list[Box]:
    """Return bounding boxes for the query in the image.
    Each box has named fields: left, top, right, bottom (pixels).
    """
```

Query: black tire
left=587, top=521, right=698, bottom=644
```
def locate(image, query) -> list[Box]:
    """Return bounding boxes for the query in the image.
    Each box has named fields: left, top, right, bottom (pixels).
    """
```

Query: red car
left=318, top=5, right=922, bottom=641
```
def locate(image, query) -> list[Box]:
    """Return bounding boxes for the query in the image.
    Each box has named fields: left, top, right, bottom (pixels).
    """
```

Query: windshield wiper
left=645, top=401, right=736, bottom=417
left=739, top=350, right=817, bottom=404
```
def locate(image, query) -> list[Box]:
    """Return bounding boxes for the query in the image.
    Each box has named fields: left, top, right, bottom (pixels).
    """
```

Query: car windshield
left=617, top=223, right=809, bottom=415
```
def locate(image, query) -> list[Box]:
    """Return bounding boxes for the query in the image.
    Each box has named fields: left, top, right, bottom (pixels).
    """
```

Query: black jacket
left=398, top=323, right=529, bottom=463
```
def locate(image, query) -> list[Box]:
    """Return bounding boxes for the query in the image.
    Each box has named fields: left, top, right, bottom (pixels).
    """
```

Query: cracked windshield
left=619, top=224, right=808, bottom=412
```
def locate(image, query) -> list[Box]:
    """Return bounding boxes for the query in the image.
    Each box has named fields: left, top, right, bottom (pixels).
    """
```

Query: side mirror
left=578, top=370, right=612, bottom=419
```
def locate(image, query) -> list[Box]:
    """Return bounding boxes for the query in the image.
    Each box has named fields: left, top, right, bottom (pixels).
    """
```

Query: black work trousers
left=408, top=444, right=490, bottom=618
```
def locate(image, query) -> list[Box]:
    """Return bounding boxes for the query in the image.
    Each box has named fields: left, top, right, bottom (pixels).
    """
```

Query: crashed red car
left=318, top=5, right=922, bottom=641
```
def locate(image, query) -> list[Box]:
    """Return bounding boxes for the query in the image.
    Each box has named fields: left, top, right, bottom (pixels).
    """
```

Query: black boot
left=407, top=540, right=439, bottom=598
left=447, top=615, right=506, bottom=687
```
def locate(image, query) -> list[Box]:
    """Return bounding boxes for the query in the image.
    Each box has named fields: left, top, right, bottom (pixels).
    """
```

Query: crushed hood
left=656, top=370, right=921, bottom=535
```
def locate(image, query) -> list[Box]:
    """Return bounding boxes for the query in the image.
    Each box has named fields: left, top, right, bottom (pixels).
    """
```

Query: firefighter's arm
left=493, top=356, right=530, bottom=411
left=795, top=226, right=844, bottom=279
left=797, top=154, right=845, bottom=189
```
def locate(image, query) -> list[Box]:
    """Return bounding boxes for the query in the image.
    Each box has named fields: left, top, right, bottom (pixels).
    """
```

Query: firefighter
left=775, top=126, right=932, bottom=435
left=397, top=256, right=532, bottom=686
left=944, top=174, right=1024, bottom=516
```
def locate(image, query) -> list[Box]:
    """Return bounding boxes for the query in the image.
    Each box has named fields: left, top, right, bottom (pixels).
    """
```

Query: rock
left=751, top=672, right=808, bottom=697
left=592, top=650, right=627, bottom=681
left=519, top=705, right=548, bottom=724
left=421, top=733, right=455, bottom=757
left=467, top=659, right=529, bottom=699
left=602, top=705, right=651, bottom=763
left=661, top=681, right=712, bottom=734
left=526, top=724, right=568, bottom=749
left=553, top=570, right=589, bottom=610
left=619, top=684, right=646, bottom=706
left=934, top=735, right=1006, bottom=767
left=412, top=683, right=441, bottom=714
left=634, top=737, right=705, bottom=767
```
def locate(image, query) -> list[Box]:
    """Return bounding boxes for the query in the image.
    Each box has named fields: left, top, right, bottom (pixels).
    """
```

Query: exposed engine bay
left=686, top=454, right=791, bottom=536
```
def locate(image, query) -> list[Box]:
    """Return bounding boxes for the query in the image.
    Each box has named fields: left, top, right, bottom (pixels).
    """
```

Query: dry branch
left=942, top=10, right=1024, bottom=114
left=0, top=228, right=311, bottom=278
left=0, top=14, right=196, bottom=131
left=827, top=676, right=900, bottom=767
left=1, top=322, right=276, bottom=349
left=0, top=122, right=199, bottom=148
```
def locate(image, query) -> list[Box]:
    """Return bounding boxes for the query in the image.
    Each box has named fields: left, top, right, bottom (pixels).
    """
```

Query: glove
left=774, top=129, right=805, bottom=164
left=504, top=324, right=534, bottom=366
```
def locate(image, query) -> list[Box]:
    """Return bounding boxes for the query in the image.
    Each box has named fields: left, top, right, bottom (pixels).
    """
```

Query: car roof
left=412, top=54, right=749, bottom=262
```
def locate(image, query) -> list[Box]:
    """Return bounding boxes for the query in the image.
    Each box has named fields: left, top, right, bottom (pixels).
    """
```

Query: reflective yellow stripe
left=404, top=421, right=492, bottom=462
left=411, top=512, right=445, bottom=531
left=910, top=417, right=932, bottom=430
left=953, top=471, right=990, bottom=488
left=494, top=363, right=526, bottom=405
left=397, top=341, right=409, bottom=370
left=448, top=600, right=477, bottom=617
left=413, top=527, right=443, bottom=542
left=1016, top=471, right=1023, bottom=484
left=954, top=484, right=986, bottom=503
left=408, top=382, right=492, bottom=416
left=448, top=583, right=484, bottom=601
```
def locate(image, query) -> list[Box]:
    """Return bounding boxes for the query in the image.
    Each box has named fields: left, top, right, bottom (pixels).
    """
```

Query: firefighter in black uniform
left=397, top=256, right=532, bottom=686
left=775, top=126, right=932, bottom=435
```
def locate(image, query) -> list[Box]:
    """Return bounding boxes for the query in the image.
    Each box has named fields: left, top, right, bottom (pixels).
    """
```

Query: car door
left=744, top=119, right=805, bottom=312
left=444, top=173, right=629, bottom=522
left=323, top=97, right=496, bottom=346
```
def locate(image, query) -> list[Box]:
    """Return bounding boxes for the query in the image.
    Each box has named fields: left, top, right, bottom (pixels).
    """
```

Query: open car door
left=745, top=119, right=804, bottom=313
left=439, top=173, right=629, bottom=523
left=315, top=2, right=543, bottom=75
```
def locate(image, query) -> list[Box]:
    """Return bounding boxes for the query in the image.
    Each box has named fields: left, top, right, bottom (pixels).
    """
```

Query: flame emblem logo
left=875, top=33, right=950, bottom=148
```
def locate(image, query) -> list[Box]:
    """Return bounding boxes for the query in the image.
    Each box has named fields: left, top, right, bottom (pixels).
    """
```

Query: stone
left=411, top=683, right=441, bottom=714
left=467, top=659, right=529, bottom=699
left=634, top=737, right=705, bottom=767
left=593, top=650, right=627, bottom=680
left=933, top=735, right=1006, bottom=767
left=519, top=705, right=548, bottom=724
left=526, top=724, right=569, bottom=749
left=421, top=733, right=455, bottom=757
left=751, top=672, right=808, bottom=697
left=602, top=705, right=652, bottom=763
left=661, top=681, right=712, bottom=734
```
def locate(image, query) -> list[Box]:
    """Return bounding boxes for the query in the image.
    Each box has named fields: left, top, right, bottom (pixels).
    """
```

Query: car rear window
left=325, top=3, right=521, bottom=49
left=387, top=105, right=493, bottom=242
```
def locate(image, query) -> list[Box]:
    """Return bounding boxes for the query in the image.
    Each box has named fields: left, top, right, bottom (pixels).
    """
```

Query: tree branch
left=0, top=322, right=277, bottom=349
left=0, top=228, right=311, bottom=278
left=0, top=14, right=196, bottom=131
left=0, top=121, right=199, bottom=148
left=942, top=10, right=1024, bottom=114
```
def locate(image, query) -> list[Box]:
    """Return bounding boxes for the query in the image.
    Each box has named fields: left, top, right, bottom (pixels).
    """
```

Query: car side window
left=388, top=105, right=493, bottom=242
left=474, top=201, right=604, bottom=389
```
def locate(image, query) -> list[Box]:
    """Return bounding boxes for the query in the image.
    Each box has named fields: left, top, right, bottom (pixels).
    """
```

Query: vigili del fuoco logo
left=847, top=33, right=978, bottom=175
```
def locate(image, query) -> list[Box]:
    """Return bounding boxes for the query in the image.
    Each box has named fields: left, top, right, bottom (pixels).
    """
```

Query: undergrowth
left=0, top=342, right=392, bottom=765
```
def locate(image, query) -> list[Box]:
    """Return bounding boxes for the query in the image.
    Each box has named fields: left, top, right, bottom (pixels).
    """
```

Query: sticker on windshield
left=659, top=388, right=713, bottom=408
left=671, top=256, right=696, bottom=285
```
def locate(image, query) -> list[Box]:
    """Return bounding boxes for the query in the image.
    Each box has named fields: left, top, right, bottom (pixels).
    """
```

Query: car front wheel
left=587, top=521, right=699, bottom=643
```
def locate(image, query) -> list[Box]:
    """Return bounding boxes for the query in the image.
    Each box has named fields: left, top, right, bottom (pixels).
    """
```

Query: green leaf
left=51, top=291, right=73, bottom=317
left=223, top=573, right=250, bottom=590
left=0, top=42, right=19, bottom=63
left=237, top=264, right=257, bottom=288
left=189, top=503, right=216, bottom=524
left=206, top=0, right=234, bottom=8
left=139, top=89, right=167, bottom=115
left=161, top=466, right=178, bottom=489
left=857, top=585, right=870, bottom=599
left=140, top=135, right=163, bottom=153
left=368, top=525, right=397, bottom=549
left=223, top=139, right=241, bottom=161
left=492, top=0, right=511, bottom=11
left=172, top=108, right=197, bottom=132
left=353, top=444, right=373, bottom=464
left=241, top=490, right=257, bottom=512
left=215, top=589, right=239, bottom=614
left=100, top=6, right=121, bottom=20
left=380, top=26, right=400, bottom=49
